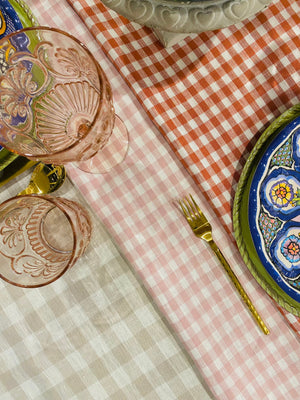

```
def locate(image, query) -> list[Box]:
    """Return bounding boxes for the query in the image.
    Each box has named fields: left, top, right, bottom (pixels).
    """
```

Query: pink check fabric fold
left=27, top=1, right=300, bottom=399
left=67, top=0, right=300, bottom=332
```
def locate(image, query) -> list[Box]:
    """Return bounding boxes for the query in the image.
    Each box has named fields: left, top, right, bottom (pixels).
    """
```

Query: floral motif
left=54, top=47, right=98, bottom=86
left=0, top=210, right=27, bottom=248
left=14, top=255, right=66, bottom=278
left=0, top=62, right=37, bottom=130
left=270, top=180, right=294, bottom=208
left=281, top=234, right=300, bottom=264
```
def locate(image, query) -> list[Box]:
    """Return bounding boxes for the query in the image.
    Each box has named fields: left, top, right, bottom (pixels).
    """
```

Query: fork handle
left=209, top=240, right=270, bottom=335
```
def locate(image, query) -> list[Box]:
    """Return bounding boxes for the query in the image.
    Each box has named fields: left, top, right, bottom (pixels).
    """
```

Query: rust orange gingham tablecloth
left=10, top=1, right=300, bottom=399
left=67, top=0, right=300, bottom=331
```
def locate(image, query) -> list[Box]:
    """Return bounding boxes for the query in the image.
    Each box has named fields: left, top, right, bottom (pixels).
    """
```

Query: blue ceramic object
left=0, top=0, right=23, bottom=40
left=0, top=0, right=31, bottom=159
left=249, top=115, right=300, bottom=301
left=0, top=0, right=23, bottom=154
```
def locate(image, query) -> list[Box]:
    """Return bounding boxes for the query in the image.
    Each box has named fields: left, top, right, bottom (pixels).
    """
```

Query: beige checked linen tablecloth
left=1, top=1, right=300, bottom=399
left=0, top=169, right=213, bottom=400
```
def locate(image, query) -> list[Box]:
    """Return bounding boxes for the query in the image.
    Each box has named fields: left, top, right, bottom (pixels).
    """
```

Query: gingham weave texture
left=67, top=0, right=300, bottom=338
left=0, top=172, right=212, bottom=400
left=67, top=0, right=300, bottom=228
left=28, top=1, right=300, bottom=400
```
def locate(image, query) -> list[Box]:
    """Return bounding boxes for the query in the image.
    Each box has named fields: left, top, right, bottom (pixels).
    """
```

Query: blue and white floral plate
left=233, top=104, right=300, bottom=315
left=0, top=0, right=37, bottom=176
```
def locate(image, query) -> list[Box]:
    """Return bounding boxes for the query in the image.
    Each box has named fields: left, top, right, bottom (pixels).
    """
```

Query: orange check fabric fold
left=68, top=0, right=300, bottom=333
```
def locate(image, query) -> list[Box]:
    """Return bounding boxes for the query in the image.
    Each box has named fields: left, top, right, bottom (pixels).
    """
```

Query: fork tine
left=187, top=194, right=207, bottom=223
left=178, top=199, right=190, bottom=219
left=180, top=196, right=197, bottom=222
left=179, top=195, right=202, bottom=220
left=186, top=195, right=199, bottom=214
left=189, top=194, right=207, bottom=222
left=185, top=195, right=197, bottom=216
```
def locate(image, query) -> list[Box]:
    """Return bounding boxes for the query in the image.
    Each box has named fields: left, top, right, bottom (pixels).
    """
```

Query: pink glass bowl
left=0, top=195, right=92, bottom=288
left=0, top=27, right=114, bottom=164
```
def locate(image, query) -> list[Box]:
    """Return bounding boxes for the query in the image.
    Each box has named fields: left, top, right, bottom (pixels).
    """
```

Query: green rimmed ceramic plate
left=8, top=0, right=38, bottom=28
left=233, top=104, right=300, bottom=316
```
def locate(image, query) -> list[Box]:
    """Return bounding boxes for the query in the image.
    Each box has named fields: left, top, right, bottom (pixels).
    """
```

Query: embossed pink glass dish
left=0, top=27, right=128, bottom=173
left=0, top=195, right=92, bottom=288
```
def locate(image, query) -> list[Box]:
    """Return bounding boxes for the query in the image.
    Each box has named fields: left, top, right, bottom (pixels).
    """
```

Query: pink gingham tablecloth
left=26, top=1, right=300, bottom=399
left=66, top=0, right=300, bottom=333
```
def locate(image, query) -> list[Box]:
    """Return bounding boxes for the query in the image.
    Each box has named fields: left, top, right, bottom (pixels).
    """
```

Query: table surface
left=0, top=1, right=299, bottom=399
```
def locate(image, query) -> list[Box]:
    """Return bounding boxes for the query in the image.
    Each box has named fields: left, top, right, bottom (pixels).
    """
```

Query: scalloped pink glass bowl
left=0, top=195, right=92, bottom=288
left=0, top=27, right=128, bottom=173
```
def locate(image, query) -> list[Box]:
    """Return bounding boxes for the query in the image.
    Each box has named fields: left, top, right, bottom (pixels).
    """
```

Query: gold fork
left=179, top=194, right=270, bottom=335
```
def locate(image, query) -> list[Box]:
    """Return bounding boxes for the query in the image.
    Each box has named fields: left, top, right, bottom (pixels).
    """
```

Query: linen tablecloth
left=6, top=1, right=300, bottom=399
left=0, top=168, right=213, bottom=399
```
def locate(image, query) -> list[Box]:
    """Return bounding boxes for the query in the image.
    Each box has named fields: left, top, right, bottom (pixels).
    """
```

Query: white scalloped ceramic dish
left=100, top=0, right=274, bottom=46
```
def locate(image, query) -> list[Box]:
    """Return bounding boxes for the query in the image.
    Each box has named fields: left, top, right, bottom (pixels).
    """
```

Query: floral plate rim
left=233, top=104, right=300, bottom=316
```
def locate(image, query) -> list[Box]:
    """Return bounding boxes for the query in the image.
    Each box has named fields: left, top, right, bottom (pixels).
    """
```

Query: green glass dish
left=233, top=104, right=300, bottom=316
